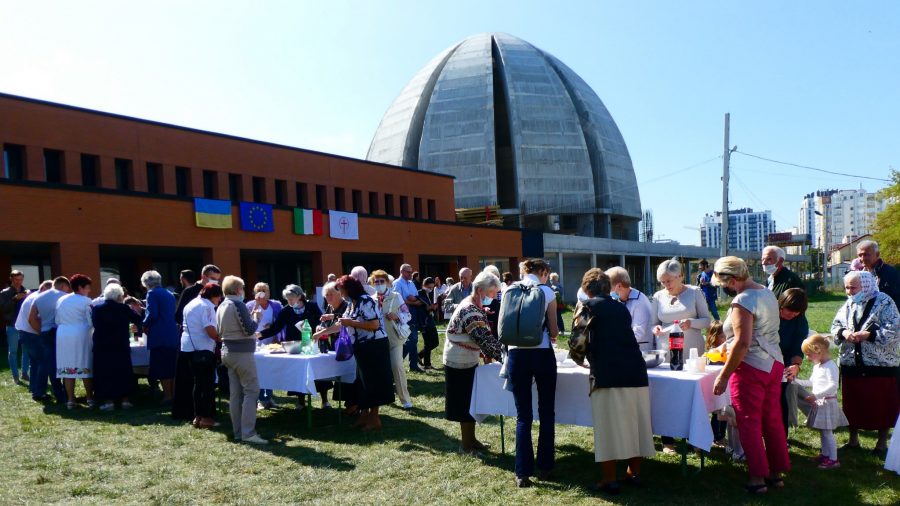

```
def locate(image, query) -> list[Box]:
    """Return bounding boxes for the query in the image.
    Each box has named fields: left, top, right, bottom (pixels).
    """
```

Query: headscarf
left=854, top=271, right=879, bottom=304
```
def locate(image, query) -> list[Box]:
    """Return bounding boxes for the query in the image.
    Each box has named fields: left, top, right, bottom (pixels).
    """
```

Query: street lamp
left=813, top=210, right=827, bottom=287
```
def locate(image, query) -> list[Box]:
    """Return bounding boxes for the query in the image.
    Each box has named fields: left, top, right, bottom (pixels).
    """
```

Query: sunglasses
left=373, top=280, right=388, bottom=285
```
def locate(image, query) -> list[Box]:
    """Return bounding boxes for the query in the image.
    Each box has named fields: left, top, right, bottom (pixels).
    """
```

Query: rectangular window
left=334, top=187, right=346, bottom=211
left=228, top=173, right=241, bottom=202
left=413, top=197, right=423, bottom=219
left=427, top=199, right=436, bottom=220
left=115, top=158, right=133, bottom=191
left=368, top=192, right=380, bottom=215
left=352, top=190, right=363, bottom=213
left=315, top=184, right=327, bottom=211
left=252, top=176, right=265, bottom=203
left=202, top=170, right=217, bottom=198
left=296, top=182, right=309, bottom=208
left=43, top=149, right=63, bottom=183
left=175, top=166, right=190, bottom=196
left=2, top=144, right=24, bottom=180
left=146, top=162, right=161, bottom=194
left=81, top=154, right=99, bottom=187
left=399, top=196, right=409, bottom=218
left=275, top=179, right=287, bottom=206
left=384, top=194, right=395, bottom=217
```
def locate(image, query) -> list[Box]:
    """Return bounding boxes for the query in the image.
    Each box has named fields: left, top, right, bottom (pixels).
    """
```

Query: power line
left=733, top=150, right=891, bottom=183
left=472, top=155, right=722, bottom=224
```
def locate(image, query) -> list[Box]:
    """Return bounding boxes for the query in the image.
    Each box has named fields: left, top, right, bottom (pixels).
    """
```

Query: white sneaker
left=121, top=401, right=134, bottom=409
left=402, top=402, right=413, bottom=409
left=242, top=434, right=269, bottom=445
left=99, top=402, right=115, bottom=411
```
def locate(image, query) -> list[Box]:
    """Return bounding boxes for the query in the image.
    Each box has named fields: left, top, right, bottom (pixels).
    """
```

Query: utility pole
left=721, top=113, right=731, bottom=258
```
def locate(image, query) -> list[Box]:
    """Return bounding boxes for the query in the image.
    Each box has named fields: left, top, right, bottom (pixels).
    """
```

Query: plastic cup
left=689, top=348, right=699, bottom=360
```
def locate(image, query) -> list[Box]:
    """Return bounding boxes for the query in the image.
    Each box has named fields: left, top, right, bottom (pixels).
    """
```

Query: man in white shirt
left=16, top=280, right=51, bottom=398
left=393, top=263, right=425, bottom=373
left=606, top=267, right=654, bottom=352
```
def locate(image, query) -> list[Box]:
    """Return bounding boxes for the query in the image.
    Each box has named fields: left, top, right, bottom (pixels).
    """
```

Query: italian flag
left=293, top=208, right=323, bottom=235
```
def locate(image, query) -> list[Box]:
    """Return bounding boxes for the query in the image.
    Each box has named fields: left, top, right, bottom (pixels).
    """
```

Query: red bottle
left=669, top=320, right=684, bottom=371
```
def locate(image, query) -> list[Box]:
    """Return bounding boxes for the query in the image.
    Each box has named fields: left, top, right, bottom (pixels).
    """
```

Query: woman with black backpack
left=503, top=258, right=559, bottom=488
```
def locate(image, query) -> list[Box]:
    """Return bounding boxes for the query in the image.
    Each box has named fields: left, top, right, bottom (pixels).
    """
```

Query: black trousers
left=188, top=352, right=217, bottom=418
left=419, top=325, right=439, bottom=367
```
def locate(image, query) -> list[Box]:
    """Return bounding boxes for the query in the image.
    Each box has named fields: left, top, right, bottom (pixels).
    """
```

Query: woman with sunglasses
left=650, top=257, right=711, bottom=453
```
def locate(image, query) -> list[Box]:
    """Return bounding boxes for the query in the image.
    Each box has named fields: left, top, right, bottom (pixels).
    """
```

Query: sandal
left=745, top=483, right=768, bottom=494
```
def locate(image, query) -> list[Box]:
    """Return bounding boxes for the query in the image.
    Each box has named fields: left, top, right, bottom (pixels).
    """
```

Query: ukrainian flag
left=194, top=198, right=233, bottom=229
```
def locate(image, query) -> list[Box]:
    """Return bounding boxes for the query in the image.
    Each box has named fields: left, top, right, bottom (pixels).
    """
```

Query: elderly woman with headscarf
left=832, top=270, right=900, bottom=458
left=91, top=283, right=144, bottom=411
left=142, top=270, right=179, bottom=405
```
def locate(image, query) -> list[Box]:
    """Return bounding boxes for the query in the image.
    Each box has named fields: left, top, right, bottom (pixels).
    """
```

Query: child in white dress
left=795, top=334, right=848, bottom=470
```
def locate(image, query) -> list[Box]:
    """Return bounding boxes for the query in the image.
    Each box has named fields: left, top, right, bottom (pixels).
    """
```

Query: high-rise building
left=798, top=189, right=886, bottom=252
left=700, top=208, right=776, bottom=252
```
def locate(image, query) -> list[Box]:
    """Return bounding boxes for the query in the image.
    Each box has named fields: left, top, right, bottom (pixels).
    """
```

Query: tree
left=872, top=169, right=900, bottom=264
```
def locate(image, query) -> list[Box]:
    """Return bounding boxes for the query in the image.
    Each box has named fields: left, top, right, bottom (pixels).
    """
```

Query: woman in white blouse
left=650, top=258, right=711, bottom=453
left=55, top=274, right=95, bottom=409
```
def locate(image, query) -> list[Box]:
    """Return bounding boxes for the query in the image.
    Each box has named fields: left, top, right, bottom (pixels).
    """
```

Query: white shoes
left=242, top=434, right=269, bottom=445
left=99, top=402, right=115, bottom=411
left=402, top=402, right=413, bottom=409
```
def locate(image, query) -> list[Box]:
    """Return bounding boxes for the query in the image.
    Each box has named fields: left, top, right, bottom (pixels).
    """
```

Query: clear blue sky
left=2, top=1, right=896, bottom=245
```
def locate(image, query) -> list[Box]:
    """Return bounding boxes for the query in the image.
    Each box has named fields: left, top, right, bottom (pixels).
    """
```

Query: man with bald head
left=441, top=267, right=473, bottom=318
left=762, top=245, right=803, bottom=300
left=857, top=239, right=900, bottom=305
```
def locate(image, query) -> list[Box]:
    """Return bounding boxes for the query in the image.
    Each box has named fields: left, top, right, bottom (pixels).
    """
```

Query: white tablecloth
left=130, top=342, right=149, bottom=368
left=254, top=351, right=357, bottom=395
left=886, top=413, right=900, bottom=475
left=469, top=362, right=729, bottom=451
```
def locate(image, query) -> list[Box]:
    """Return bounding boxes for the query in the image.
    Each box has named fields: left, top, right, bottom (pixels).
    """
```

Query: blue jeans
left=706, top=297, right=720, bottom=320
left=507, top=347, right=557, bottom=478
left=38, top=330, right=65, bottom=402
left=6, top=325, right=25, bottom=379
left=21, top=331, right=41, bottom=396
left=402, top=324, right=421, bottom=371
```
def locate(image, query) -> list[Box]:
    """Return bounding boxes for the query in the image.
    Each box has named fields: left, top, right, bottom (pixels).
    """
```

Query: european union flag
left=239, top=202, right=274, bottom=232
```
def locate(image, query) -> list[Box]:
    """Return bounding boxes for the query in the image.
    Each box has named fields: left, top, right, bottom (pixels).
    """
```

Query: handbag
left=186, top=321, right=217, bottom=366
left=334, top=325, right=354, bottom=362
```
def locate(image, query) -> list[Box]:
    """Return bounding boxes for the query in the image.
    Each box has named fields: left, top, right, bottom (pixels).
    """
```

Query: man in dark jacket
left=762, top=246, right=804, bottom=300
left=858, top=239, right=900, bottom=306
left=0, top=270, right=29, bottom=383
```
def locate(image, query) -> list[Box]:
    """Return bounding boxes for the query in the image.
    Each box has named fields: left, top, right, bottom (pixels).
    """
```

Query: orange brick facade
left=0, top=94, right=523, bottom=296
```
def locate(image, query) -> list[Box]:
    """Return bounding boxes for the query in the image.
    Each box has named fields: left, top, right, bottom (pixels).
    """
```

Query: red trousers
left=729, top=361, right=791, bottom=478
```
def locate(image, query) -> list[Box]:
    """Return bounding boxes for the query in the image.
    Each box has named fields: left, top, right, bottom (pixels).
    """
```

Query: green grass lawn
left=1, top=294, right=897, bottom=505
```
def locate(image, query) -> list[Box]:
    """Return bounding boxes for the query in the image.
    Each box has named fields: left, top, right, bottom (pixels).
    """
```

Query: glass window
left=81, top=154, right=99, bottom=187
left=43, top=149, right=63, bottom=183
left=175, top=167, right=190, bottom=196
left=115, top=158, right=133, bottom=191
left=146, top=162, right=161, bottom=194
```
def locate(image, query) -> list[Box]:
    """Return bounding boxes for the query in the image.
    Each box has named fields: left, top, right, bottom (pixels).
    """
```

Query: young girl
left=795, top=334, right=849, bottom=470
left=706, top=322, right=727, bottom=445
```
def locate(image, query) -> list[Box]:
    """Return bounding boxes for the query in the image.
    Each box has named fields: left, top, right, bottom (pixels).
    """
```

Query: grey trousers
left=222, top=350, right=260, bottom=439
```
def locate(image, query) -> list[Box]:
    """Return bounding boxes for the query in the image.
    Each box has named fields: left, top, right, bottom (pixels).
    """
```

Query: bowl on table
left=642, top=349, right=667, bottom=369
left=281, top=341, right=303, bottom=355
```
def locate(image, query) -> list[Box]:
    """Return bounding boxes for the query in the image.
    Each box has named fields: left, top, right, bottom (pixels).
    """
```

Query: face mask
left=850, top=292, right=866, bottom=304
left=208, top=279, right=219, bottom=285
left=762, top=264, right=777, bottom=276
left=723, top=286, right=737, bottom=297
left=375, top=284, right=389, bottom=295
left=481, top=296, right=494, bottom=306
left=424, top=288, right=433, bottom=293
left=610, top=291, right=620, bottom=301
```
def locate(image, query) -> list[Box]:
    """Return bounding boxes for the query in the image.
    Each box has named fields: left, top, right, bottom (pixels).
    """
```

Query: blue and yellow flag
left=240, top=202, right=274, bottom=232
left=194, top=198, right=233, bottom=229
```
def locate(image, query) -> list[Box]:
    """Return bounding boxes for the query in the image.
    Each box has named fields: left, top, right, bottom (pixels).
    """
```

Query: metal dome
left=367, top=32, right=641, bottom=239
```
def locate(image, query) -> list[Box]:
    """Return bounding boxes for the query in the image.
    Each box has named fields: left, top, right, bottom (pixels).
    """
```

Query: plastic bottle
left=669, top=320, right=684, bottom=371
left=300, top=320, right=313, bottom=354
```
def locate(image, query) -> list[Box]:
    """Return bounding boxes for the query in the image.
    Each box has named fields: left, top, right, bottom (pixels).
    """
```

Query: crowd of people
left=0, top=238, right=897, bottom=494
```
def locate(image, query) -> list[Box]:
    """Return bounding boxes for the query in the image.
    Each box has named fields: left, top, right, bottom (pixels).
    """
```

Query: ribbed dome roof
left=367, top=33, right=641, bottom=238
